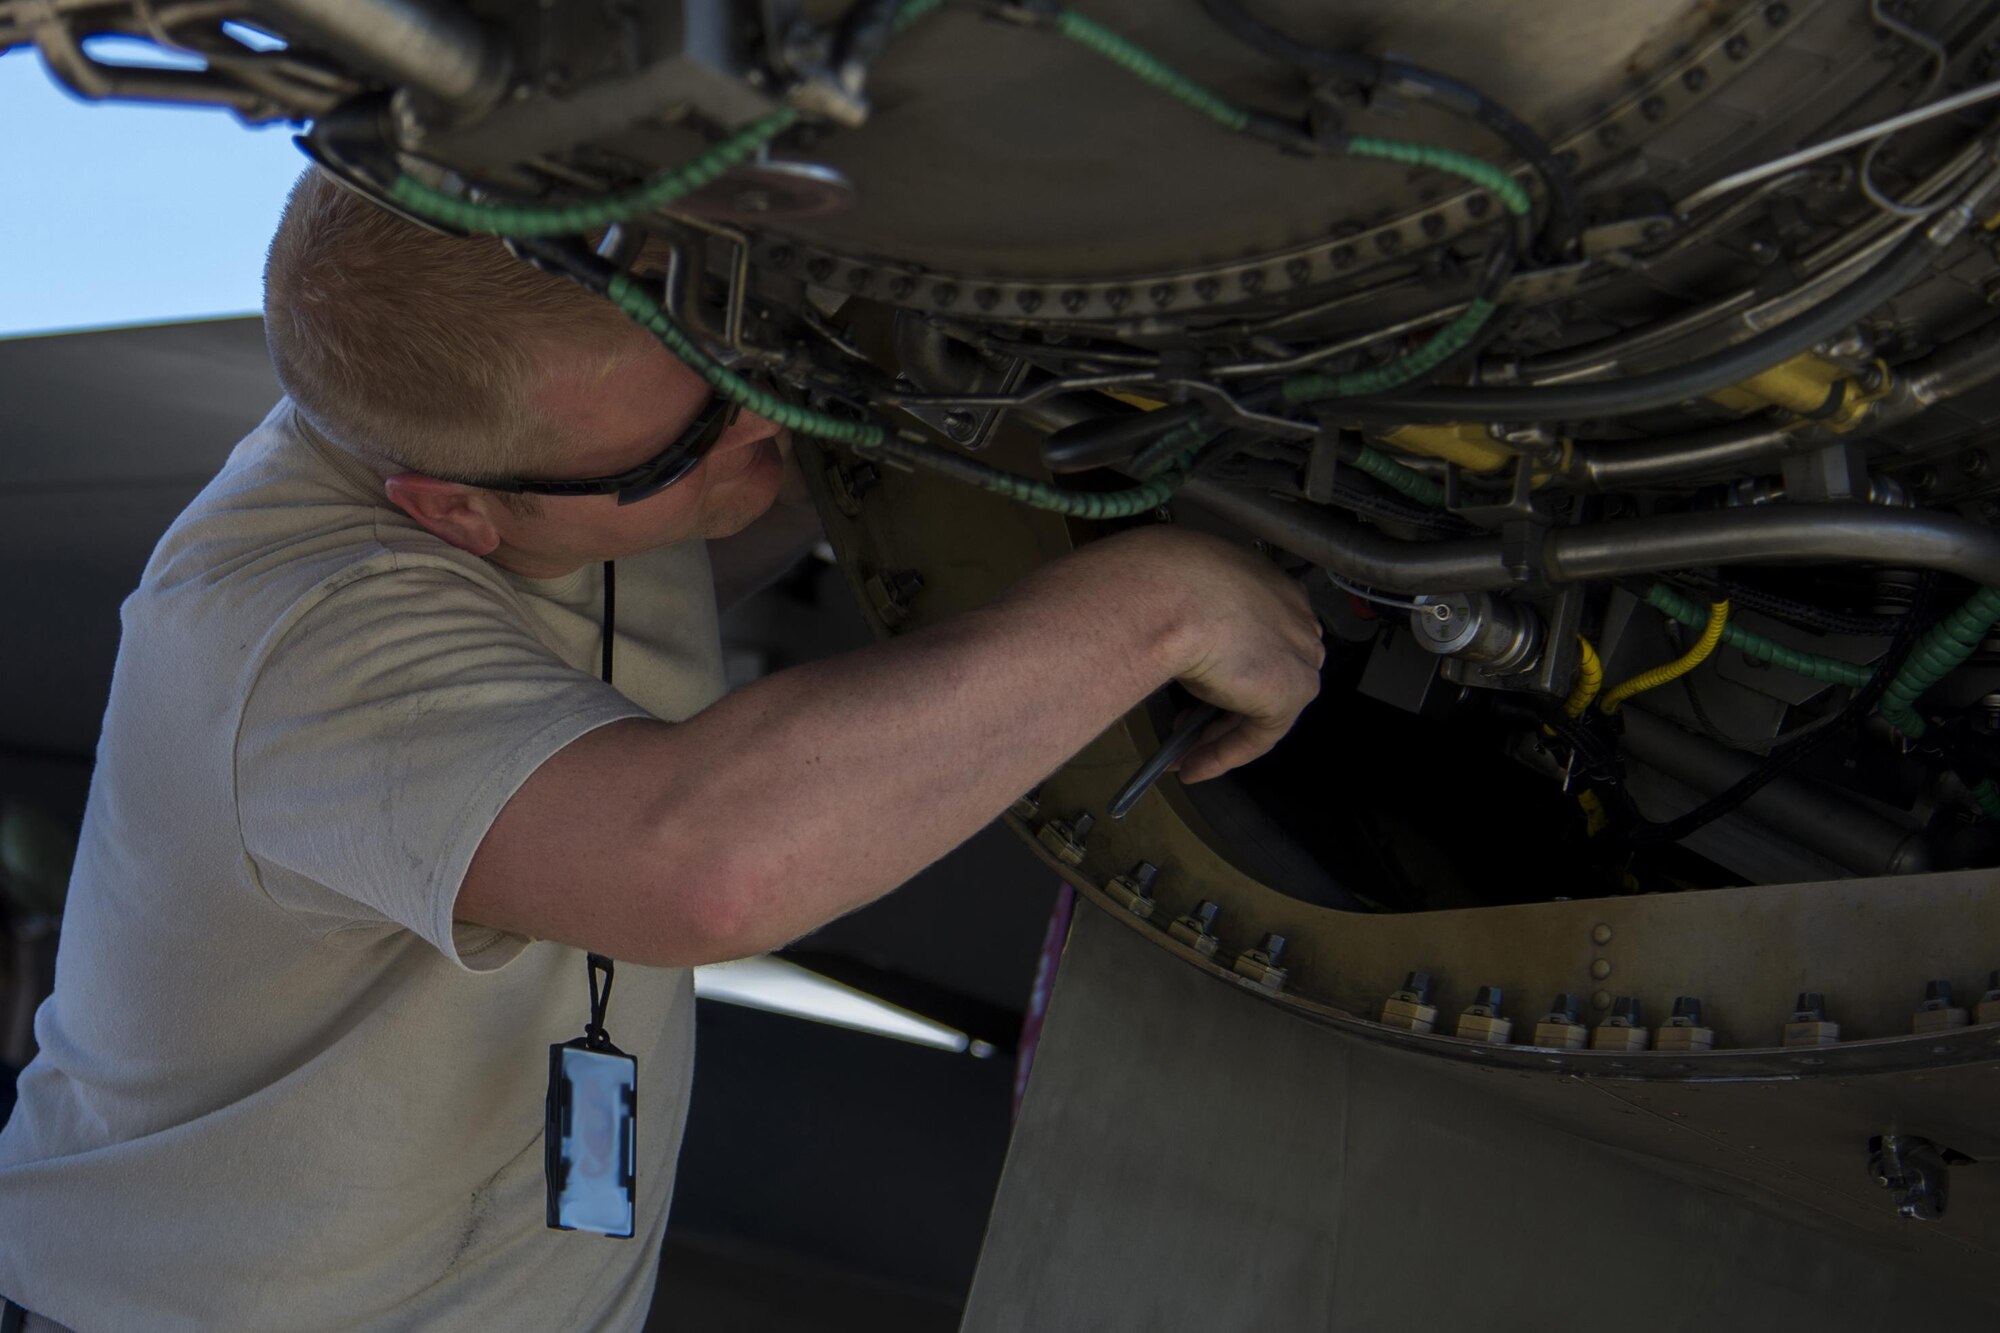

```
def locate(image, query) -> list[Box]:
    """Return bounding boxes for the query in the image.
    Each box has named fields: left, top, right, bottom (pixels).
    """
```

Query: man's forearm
left=641, top=537, right=1189, bottom=960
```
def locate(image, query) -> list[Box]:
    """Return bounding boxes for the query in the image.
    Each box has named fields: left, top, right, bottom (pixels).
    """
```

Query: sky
left=0, top=37, right=307, bottom=339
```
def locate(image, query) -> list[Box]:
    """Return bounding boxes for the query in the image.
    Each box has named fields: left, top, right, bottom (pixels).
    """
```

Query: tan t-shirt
left=0, top=402, right=726, bottom=1330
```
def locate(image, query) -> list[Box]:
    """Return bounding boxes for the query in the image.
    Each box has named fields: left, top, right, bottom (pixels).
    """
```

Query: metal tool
left=1108, top=702, right=1225, bottom=819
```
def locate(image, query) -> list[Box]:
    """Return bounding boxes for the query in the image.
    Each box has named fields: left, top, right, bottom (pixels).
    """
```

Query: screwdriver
left=1107, top=701, right=1225, bottom=820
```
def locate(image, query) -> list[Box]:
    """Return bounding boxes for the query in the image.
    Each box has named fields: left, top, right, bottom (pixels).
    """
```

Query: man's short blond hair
left=263, top=168, right=645, bottom=482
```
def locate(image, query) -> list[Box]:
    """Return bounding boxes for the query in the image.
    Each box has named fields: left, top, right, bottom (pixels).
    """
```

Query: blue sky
left=0, top=40, right=306, bottom=339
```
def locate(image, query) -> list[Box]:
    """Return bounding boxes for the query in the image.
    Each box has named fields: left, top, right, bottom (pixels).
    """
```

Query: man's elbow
left=629, top=842, right=772, bottom=968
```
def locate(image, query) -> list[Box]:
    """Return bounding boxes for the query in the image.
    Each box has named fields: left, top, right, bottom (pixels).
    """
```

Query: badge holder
left=545, top=952, right=637, bottom=1238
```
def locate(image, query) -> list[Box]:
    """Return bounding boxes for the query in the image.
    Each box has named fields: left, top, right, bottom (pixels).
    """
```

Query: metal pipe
left=1545, top=504, right=2000, bottom=588
left=1570, top=420, right=1801, bottom=490
left=1676, top=75, right=2000, bottom=215
left=1902, top=315, right=2000, bottom=407
left=1620, top=709, right=1931, bottom=877
left=1569, top=316, right=2000, bottom=489
left=1178, top=482, right=2000, bottom=595
left=1177, top=480, right=1510, bottom=592
left=254, top=0, right=507, bottom=118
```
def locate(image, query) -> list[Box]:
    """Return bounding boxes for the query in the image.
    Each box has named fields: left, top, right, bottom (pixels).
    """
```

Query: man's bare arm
left=456, top=527, right=1323, bottom=966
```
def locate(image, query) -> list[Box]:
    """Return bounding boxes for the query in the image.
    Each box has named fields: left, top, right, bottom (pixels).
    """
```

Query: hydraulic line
left=1598, top=599, right=1729, bottom=714
left=861, top=433, right=1204, bottom=519
left=1877, top=586, right=2000, bottom=738
left=1046, top=7, right=1536, bottom=217
left=1627, top=576, right=1935, bottom=850
left=1644, top=584, right=1873, bottom=689
left=1350, top=208, right=1970, bottom=422
left=1564, top=636, right=1604, bottom=719
left=1344, top=444, right=1446, bottom=507
left=1974, top=777, right=2000, bottom=819
left=1192, top=0, right=1576, bottom=249
left=504, top=241, right=1203, bottom=519
left=388, top=107, right=802, bottom=236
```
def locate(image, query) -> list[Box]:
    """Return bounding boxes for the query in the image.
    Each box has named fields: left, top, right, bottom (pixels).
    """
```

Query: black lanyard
left=585, top=560, right=616, bottom=1040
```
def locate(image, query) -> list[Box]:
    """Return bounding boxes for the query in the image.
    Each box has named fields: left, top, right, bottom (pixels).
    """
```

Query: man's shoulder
left=128, top=402, right=518, bottom=657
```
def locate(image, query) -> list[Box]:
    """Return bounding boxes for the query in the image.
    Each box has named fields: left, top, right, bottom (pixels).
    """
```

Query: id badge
left=545, top=1039, right=637, bottom=1238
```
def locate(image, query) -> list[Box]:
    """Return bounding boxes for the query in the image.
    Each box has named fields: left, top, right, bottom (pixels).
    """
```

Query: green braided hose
left=1281, top=298, right=1498, bottom=405
left=1645, top=584, right=1873, bottom=689
left=604, top=272, right=886, bottom=446
left=1345, top=136, right=1534, bottom=218
left=1347, top=444, right=1447, bottom=507
left=388, top=108, right=801, bottom=236
left=608, top=271, right=1190, bottom=517
left=1128, top=418, right=1212, bottom=479
left=893, top=0, right=945, bottom=31
left=862, top=434, right=1198, bottom=518
left=1051, top=10, right=1251, bottom=134
left=1973, top=778, right=2000, bottom=820
left=1878, top=586, right=2000, bottom=738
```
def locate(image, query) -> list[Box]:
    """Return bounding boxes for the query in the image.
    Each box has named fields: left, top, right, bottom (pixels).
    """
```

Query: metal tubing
left=1904, top=316, right=2000, bottom=408
left=1570, top=317, right=2000, bottom=489
left=1177, top=479, right=1510, bottom=591
left=255, top=0, right=506, bottom=116
left=1619, top=709, right=1931, bottom=877
left=1571, top=421, right=1801, bottom=490
left=1545, top=505, right=2000, bottom=588
left=1179, top=483, right=2000, bottom=596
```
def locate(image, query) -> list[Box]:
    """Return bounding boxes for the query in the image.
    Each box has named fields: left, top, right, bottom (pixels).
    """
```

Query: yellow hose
left=1599, top=600, right=1730, bottom=715
left=1563, top=636, right=1604, bottom=719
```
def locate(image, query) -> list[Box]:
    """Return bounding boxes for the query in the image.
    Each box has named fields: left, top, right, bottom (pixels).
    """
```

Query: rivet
left=1597, top=123, right=1623, bottom=148
left=1240, top=269, right=1265, bottom=295
left=1375, top=231, right=1403, bottom=255
left=1593, top=990, right=1612, bottom=1010
left=888, top=275, right=914, bottom=300
left=767, top=245, right=794, bottom=267
left=1284, top=259, right=1309, bottom=285
left=1641, top=96, right=1667, bottom=122
left=1465, top=194, right=1491, bottom=219
left=1591, top=958, right=1613, bottom=980
left=1194, top=277, right=1221, bottom=302
left=1330, top=245, right=1356, bottom=270
left=1015, top=289, right=1042, bottom=313
left=846, top=267, right=873, bottom=292
left=1420, top=212, right=1446, bottom=238
left=1149, top=282, right=1175, bottom=307
left=1059, top=288, right=1087, bottom=313
left=1725, top=34, right=1750, bottom=61
left=1592, top=924, right=1613, bottom=946
left=932, top=283, right=958, bottom=307
left=1105, top=287, right=1130, bottom=311
left=1683, top=66, right=1709, bottom=92
left=1765, top=2, right=1789, bottom=23
left=806, top=257, right=835, bottom=283
left=974, top=287, right=1000, bottom=311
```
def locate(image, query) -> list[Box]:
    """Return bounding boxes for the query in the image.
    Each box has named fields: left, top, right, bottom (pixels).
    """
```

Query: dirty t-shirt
left=0, top=401, right=726, bottom=1330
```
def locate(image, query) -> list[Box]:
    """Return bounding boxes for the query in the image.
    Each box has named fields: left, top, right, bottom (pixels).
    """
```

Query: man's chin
left=704, top=453, right=787, bottom=538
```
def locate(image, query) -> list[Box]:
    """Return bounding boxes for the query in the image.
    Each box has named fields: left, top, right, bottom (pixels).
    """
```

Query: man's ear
left=383, top=473, right=506, bottom=557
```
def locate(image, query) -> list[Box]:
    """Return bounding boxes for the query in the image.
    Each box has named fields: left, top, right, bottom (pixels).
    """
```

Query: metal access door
left=963, top=907, right=2000, bottom=1331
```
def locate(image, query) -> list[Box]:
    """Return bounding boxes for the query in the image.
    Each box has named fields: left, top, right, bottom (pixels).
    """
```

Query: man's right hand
left=1057, top=527, right=1325, bottom=784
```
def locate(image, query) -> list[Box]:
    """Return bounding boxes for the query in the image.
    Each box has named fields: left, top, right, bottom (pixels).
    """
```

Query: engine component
left=1409, top=593, right=1542, bottom=676
left=26, top=0, right=2000, bottom=1282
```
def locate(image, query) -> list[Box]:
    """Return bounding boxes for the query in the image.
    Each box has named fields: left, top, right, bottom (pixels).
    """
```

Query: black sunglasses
left=484, top=391, right=744, bottom=506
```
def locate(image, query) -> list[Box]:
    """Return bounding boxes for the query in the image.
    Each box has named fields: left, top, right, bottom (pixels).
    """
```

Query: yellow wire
left=1598, top=600, right=1731, bottom=715
left=1563, top=636, right=1604, bottom=719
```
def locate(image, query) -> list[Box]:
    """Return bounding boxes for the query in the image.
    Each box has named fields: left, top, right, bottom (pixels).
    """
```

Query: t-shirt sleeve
left=235, top=560, right=649, bottom=969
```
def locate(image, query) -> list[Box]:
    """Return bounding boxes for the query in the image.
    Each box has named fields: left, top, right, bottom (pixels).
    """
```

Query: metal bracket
left=1868, top=1134, right=1959, bottom=1221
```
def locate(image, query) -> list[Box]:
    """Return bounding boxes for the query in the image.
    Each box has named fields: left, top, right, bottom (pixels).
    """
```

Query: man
left=0, top=168, right=1322, bottom=1330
